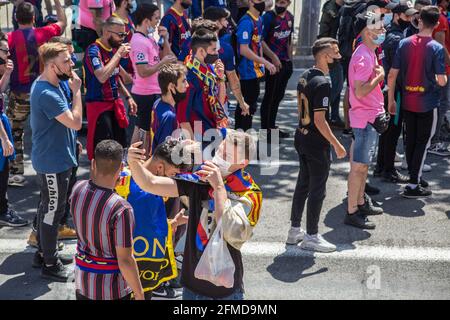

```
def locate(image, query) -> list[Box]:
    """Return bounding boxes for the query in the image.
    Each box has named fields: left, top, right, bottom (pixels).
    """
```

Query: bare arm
left=54, top=0, right=67, bottom=32
left=226, top=70, right=246, bottom=105
left=240, top=44, right=270, bottom=67
left=119, top=66, right=133, bottom=85
left=437, top=74, right=448, bottom=87
left=94, top=53, right=123, bottom=84
left=434, top=32, right=450, bottom=65
left=387, top=68, right=399, bottom=115
left=55, top=72, right=83, bottom=130
left=116, top=247, right=144, bottom=300
left=314, top=111, right=346, bottom=159
left=354, top=66, right=384, bottom=99
left=0, top=62, right=12, bottom=93
left=262, top=40, right=280, bottom=68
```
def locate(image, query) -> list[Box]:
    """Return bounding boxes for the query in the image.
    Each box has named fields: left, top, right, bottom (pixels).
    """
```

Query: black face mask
left=172, top=87, right=187, bottom=104
left=275, top=6, right=287, bottom=15
left=0, top=57, right=6, bottom=65
left=328, top=58, right=340, bottom=71
left=398, top=18, right=410, bottom=31
left=205, top=53, right=219, bottom=65
left=55, top=64, right=72, bottom=81
left=181, top=1, right=191, bottom=9
left=254, top=1, right=266, bottom=15
left=108, top=37, right=122, bottom=49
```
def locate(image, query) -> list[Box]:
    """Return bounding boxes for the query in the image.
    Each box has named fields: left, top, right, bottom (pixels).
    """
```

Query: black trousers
left=94, top=111, right=127, bottom=151
left=404, top=109, right=437, bottom=185
left=291, top=130, right=331, bottom=235
left=260, top=60, right=293, bottom=129
left=376, top=109, right=403, bottom=173
left=235, top=79, right=260, bottom=131
left=0, top=161, right=9, bottom=215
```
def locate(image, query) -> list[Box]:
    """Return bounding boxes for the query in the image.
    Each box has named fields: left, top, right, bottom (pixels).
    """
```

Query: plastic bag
left=194, top=219, right=235, bottom=288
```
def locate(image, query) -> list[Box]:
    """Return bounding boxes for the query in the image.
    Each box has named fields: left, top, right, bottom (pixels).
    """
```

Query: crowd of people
left=0, top=0, right=448, bottom=300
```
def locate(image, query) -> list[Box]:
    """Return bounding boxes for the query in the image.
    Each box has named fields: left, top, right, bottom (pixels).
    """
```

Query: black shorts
left=94, top=111, right=127, bottom=149
left=132, top=93, right=160, bottom=131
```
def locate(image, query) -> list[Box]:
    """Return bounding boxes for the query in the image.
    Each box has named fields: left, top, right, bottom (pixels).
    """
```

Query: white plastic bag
left=194, top=218, right=235, bottom=288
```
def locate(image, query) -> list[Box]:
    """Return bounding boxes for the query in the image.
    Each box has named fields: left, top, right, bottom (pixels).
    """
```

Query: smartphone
left=138, top=129, right=147, bottom=149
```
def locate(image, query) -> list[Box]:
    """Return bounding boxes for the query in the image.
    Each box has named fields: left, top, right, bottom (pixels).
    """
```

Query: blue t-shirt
left=30, top=80, right=77, bottom=174
left=191, top=0, right=228, bottom=19
left=237, top=12, right=265, bottom=80
left=219, top=33, right=236, bottom=72
left=150, top=99, right=178, bottom=155
left=392, top=35, right=445, bottom=113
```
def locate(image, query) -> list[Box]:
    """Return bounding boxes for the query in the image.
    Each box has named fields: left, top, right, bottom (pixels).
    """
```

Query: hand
left=158, top=26, right=169, bottom=40
left=116, top=43, right=131, bottom=58
left=128, top=97, right=137, bottom=116
left=127, top=141, right=147, bottom=165
left=333, top=143, right=347, bottom=159
left=76, top=140, right=83, bottom=154
left=264, top=61, right=277, bottom=75
left=170, top=208, right=188, bottom=232
left=68, top=71, right=82, bottom=93
left=4, top=59, right=13, bottom=75
left=1, top=138, right=14, bottom=157
left=161, top=54, right=177, bottom=65
left=388, top=99, right=397, bottom=115
left=240, top=101, right=250, bottom=116
left=214, top=59, right=225, bottom=80
left=374, top=65, right=385, bottom=82
left=272, top=56, right=282, bottom=72
left=195, top=161, right=224, bottom=190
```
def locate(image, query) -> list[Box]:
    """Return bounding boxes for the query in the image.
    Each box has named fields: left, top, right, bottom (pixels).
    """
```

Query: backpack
left=337, top=0, right=366, bottom=58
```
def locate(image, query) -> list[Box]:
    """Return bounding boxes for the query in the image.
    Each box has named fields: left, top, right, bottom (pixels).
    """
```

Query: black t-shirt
left=175, top=178, right=244, bottom=299
left=297, top=68, right=331, bottom=149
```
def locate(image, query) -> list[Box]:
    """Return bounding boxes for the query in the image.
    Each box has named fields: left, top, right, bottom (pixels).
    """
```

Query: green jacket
left=318, top=0, right=342, bottom=39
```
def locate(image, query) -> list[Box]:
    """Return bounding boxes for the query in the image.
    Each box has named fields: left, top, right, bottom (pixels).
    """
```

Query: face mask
left=147, top=26, right=155, bottom=35
left=383, top=13, right=393, bottom=27
left=181, top=1, right=191, bottom=9
left=108, top=36, right=122, bottom=49
left=0, top=57, right=5, bottom=65
left=327, top=56, right=340, bottom=70
left=372, top=33, right=386, bottom=46
left=275, top=6, right=287, bottom=15
left=172, top=87, right=187, bottom=104
left=55, top=64, right=72, bottom=81
left=253, top=1, right=266, bottom=15
left=205, top=53, right=219, bottom=64
left=398, top=18, right=410, bottom=30
left=128, top=0, right=137, bottom=13
left=212, top=153, right=232, bottom=177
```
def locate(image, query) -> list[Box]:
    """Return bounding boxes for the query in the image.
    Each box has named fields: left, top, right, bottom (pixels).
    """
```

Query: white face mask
left=212, top=153, right=232, bottom=177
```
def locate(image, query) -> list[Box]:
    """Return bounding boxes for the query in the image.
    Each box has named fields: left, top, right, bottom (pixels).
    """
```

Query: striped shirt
left=70, top=180, right=135, bottom=300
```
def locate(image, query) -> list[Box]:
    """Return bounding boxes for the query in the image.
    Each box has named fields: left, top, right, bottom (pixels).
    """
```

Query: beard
left=108, top=37, right=122, bottom=49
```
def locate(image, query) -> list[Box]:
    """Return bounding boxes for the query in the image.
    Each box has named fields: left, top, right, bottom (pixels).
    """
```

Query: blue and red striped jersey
left=262, top=10, right=294, bottom=62
left=160, top=7, right=191, bottom=58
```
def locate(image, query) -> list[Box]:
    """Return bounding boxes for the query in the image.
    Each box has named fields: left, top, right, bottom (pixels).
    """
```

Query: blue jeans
left=352, top=125, right=379, bottom=165
left=182, top=288, right=244, bottom=300
left=329, top=62, right=344, bottom=121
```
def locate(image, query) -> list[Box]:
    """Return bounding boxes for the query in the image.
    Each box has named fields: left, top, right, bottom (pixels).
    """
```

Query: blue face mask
left=383, top=13, right=393, bottom=26
left=373, top=33, right=386, bottom=46
left=147, top=26, right=155, bottom=35
left=129, top=0, right=137, bottom=14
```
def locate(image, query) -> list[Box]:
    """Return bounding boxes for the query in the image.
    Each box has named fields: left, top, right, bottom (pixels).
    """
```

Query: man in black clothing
left=405, top=0, right=433, bottom=37
left=376, top=1, right=417, bottom=183
left=286, top=38, right=347, bottom=252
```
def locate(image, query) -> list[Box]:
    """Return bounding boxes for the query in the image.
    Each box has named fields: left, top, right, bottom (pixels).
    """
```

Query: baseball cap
left=354, top=11, right=385, bottom=36
left=391, top=0, right=418, bottom=16
left=366, top=0, right=398, bottom=10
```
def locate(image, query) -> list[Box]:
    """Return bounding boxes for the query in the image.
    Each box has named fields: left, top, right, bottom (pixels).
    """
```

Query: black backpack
left=337, top=0, right=367, bottom=58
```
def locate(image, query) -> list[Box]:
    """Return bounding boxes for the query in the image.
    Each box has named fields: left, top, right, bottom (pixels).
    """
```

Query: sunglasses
left=108, top=30, right=128, bottom=38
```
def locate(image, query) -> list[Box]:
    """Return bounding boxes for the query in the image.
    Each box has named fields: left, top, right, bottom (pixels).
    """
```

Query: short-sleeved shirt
left=219, top=33, right=236, bottom=72
left=191, top=0, right=227, bottom=19
left=432, top=10, right=450, bottom=74
left=150, top=99, right=178, bottom=155
left=176, top=68, right=218, bottom=140
left=79, top=0, right=115, bottom=31
left=348, top=43, right=385, bottom=129
left=8, top=24, right=62, bottom=93
left=175, top=178, right=244, bottom=299
left=160, top=7, right=191, bottom=58
left=30, top=80, right=77, bottom=174
left=84, top=40, right=120, bottom=102
left=393, top=35, right=446, bottom=113
left=262, top=11, right=294, bottom=62
left=112, top=13, right=135, bottom=75
left=70, top=180, right=135, bottom=300
left=130, top=32, right=161, bottom=95
left=237, top=12, right=265, bottom=80
left=297, top=68, right=331, bottom=150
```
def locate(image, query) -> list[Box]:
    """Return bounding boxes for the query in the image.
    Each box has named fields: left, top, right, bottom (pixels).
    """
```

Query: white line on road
left=1, top=239, right=450, bottom=262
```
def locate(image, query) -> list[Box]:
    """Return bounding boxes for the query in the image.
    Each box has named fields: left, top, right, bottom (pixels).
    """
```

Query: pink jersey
left=130, top=32, right=161, bottom=95
left=349, top=43, right=384, bottom=129
left=79, top=0, right=115, bottom=30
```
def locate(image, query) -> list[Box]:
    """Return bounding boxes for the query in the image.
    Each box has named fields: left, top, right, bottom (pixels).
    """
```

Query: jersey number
left=297, top=93, right=311, bottom=126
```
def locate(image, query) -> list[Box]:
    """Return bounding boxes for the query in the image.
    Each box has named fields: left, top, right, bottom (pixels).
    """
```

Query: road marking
left=1, top=239, right=450, bottom=262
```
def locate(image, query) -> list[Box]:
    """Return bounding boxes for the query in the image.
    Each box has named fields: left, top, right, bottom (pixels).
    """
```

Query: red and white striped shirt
left=70, top=180, right=135, bottom=300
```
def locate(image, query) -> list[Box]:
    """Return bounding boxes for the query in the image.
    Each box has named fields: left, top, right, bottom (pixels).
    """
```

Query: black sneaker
left=365, top=183, right=380, bottom=195
left=32, top=251, right=74, bottom=269
left=373, top=166, right=384, bottom=178
left=0, top=209, right=29, bottom=227
left=402, top=185, right=432, bottom=199
left=41, top=261, right=70, bottom=282
left=383, top=169, right=410, bottom=184
left=152, top=283, right=182, bottom=299
left=342, top=128, right=353, bottom=137
left=408, top=178, right=429, bottom=188
left=358, top=200, right=383, bottom=216
left=279, top=130, right=290, bottom=139
left=344, top=211, right=376, bottom=229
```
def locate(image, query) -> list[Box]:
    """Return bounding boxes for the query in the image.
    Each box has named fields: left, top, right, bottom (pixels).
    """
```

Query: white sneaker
left=8, top=174, right=26, bottom=187
left=401, top=157, right=408, bottom=170
left=428, top=143, right=450, bottom=157
left=286, top=227, right=305, bottom=245
left=300, top=234, right=337, bottom=253
left=395, top=152, right=404, bottom=162
left=423, top=164, right=432, bottom=172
